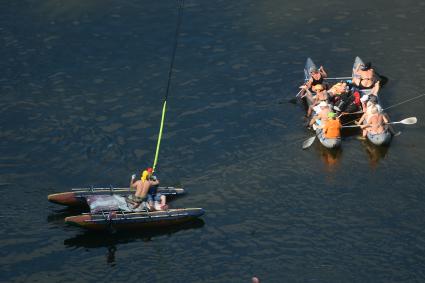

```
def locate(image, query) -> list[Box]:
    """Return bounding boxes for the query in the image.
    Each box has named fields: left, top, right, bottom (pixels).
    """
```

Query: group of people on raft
left=127, top=167, right=168, bottom=211
left=299, top=61, right=396, bottom=141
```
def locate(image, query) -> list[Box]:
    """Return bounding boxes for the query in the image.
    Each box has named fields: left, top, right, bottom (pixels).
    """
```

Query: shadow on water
left=63, top=219, right=204, bottom=266
left=63, top=218, right=205, bottom=248
left=362, top=141, right=389, bottom=169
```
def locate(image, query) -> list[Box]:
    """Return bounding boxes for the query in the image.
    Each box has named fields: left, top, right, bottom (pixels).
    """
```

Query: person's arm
left=357, top=113, right=366, bottom=125
left=305, top=78, right=313, bottom=89
left=382, top=114, right=389, bottom=124
left=372, top=81, right=380, bottom=95
left=130, top=174, right=136, bottom=189
left=352, top=65, right=361, bottom=84
left=300, top=85, right=313, bottom=101
left=319, top=66, right=327, bottom=78
left=312, top=94, right=319, bottom=106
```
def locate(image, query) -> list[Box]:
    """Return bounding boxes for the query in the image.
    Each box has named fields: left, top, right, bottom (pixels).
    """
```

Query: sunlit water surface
left=1, top=0, right=425, bottom=282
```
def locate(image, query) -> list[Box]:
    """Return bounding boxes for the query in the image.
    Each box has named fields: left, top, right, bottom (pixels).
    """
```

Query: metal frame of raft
left=47, top=186, right=185, bottom=207
left=65, top=208, right=205, bottom=231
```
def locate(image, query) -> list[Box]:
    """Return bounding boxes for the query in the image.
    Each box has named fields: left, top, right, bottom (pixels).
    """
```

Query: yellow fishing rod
left=152, top=0, right=185, bottom=173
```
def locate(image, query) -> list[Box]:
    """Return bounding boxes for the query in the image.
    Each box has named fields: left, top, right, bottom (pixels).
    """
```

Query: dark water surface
left=1, top=0, right=425, bottom=282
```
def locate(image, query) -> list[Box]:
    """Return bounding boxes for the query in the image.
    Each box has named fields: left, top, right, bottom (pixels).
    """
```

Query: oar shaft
left=343, top=117, right=417, bottom=128
left=325, top=76, right=352, bottom=80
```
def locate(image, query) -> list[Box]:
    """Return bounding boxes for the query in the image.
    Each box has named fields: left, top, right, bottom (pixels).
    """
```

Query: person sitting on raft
left=128, top=168, right=161, bottom=210
left=299, top=66, right=328, bottom=96
left=146, top=174, right=168, bottom=211
left=358, top=105, right=388, bottom=139
left=308, top=66, right=328, bottom=89
left=352, top=61, right=380, bottom=96
left=330, top=81, right=361, bottom=113
left=319, top=112, right=341, bottom=140
left=358, top=98, right=398, bottom=136
left=309, top=101, right=330, bottom=128
left=300, top=84, right=329, bottom=117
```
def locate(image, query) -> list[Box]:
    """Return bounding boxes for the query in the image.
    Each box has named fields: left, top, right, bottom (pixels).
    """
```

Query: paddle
left=341, top=117, right=417, bottom=128
left=302, top=136, right=316, bottom=149
left=388, top=117, right=417, bottom=125
left=324, top=76, right=352, bottom=80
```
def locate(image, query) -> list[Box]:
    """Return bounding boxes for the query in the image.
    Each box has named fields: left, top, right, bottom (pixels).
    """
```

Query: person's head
left=370, top=106, right=378, bottom=114
left=335, top=82, right=347, bottom=93
left=318, top=101, right=328, bottom=108
left=366, top=101, right=374, bottom=109
left=311, top=69, right=321, bottom=80
left=361, top=62, right=372, bottom=71
left=312, top=84, right=325, bottom=92
left=327, top=111, right=336, bottom=120
left=141, top=167, right=153, bottom=180
left=333, top=82, right=346, bottom=94
left=141, top=170, right=149, bottom=180
left=368, top=95, right=378, bottom=104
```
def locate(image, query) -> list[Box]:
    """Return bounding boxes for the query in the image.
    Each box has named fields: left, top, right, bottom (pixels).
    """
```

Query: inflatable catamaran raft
left=48, top=186, right=185, bottom=207
left=63, top=194, right=204, bottom=231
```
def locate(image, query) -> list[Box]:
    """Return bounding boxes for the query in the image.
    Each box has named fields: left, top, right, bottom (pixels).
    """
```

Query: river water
left=1, top=1, right=425, bottom=282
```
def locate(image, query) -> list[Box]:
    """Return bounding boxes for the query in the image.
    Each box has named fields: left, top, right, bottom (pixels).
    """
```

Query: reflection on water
left=63, top=219, right=204, bottom=265
left=362, top=141, right=389, bottom=169
left=47, top=207, right=86, bottom=223
left=318, top=147, right=342, bottom=171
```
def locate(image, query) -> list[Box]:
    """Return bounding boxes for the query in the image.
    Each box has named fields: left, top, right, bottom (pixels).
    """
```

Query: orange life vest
left=323, top=119, right=341, bottom=139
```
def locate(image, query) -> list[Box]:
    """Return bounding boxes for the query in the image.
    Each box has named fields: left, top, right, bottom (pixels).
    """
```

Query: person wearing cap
left=128, top=167, right=161, bottom=210
left=129, top=167, right=152, bottom=191
left=301, top=84, right=329, bottom=117
left=146, top=174, right=167, bottom=211
left=309, top=101, right=330, bottom=127
left=320, top=112, right=341, bottom=139
left=141, top=167, right=153, bottom=182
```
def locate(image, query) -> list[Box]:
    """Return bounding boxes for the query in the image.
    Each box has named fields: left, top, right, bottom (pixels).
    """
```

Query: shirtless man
left=128, top=168, right=160, bottom=209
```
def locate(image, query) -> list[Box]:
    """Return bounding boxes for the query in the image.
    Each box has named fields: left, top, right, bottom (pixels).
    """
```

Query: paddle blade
left=389, top=117, right=417, bottom=125
left=400, top=117, right=417, bottom=125
left=302, top=136, right=316, bottom=149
